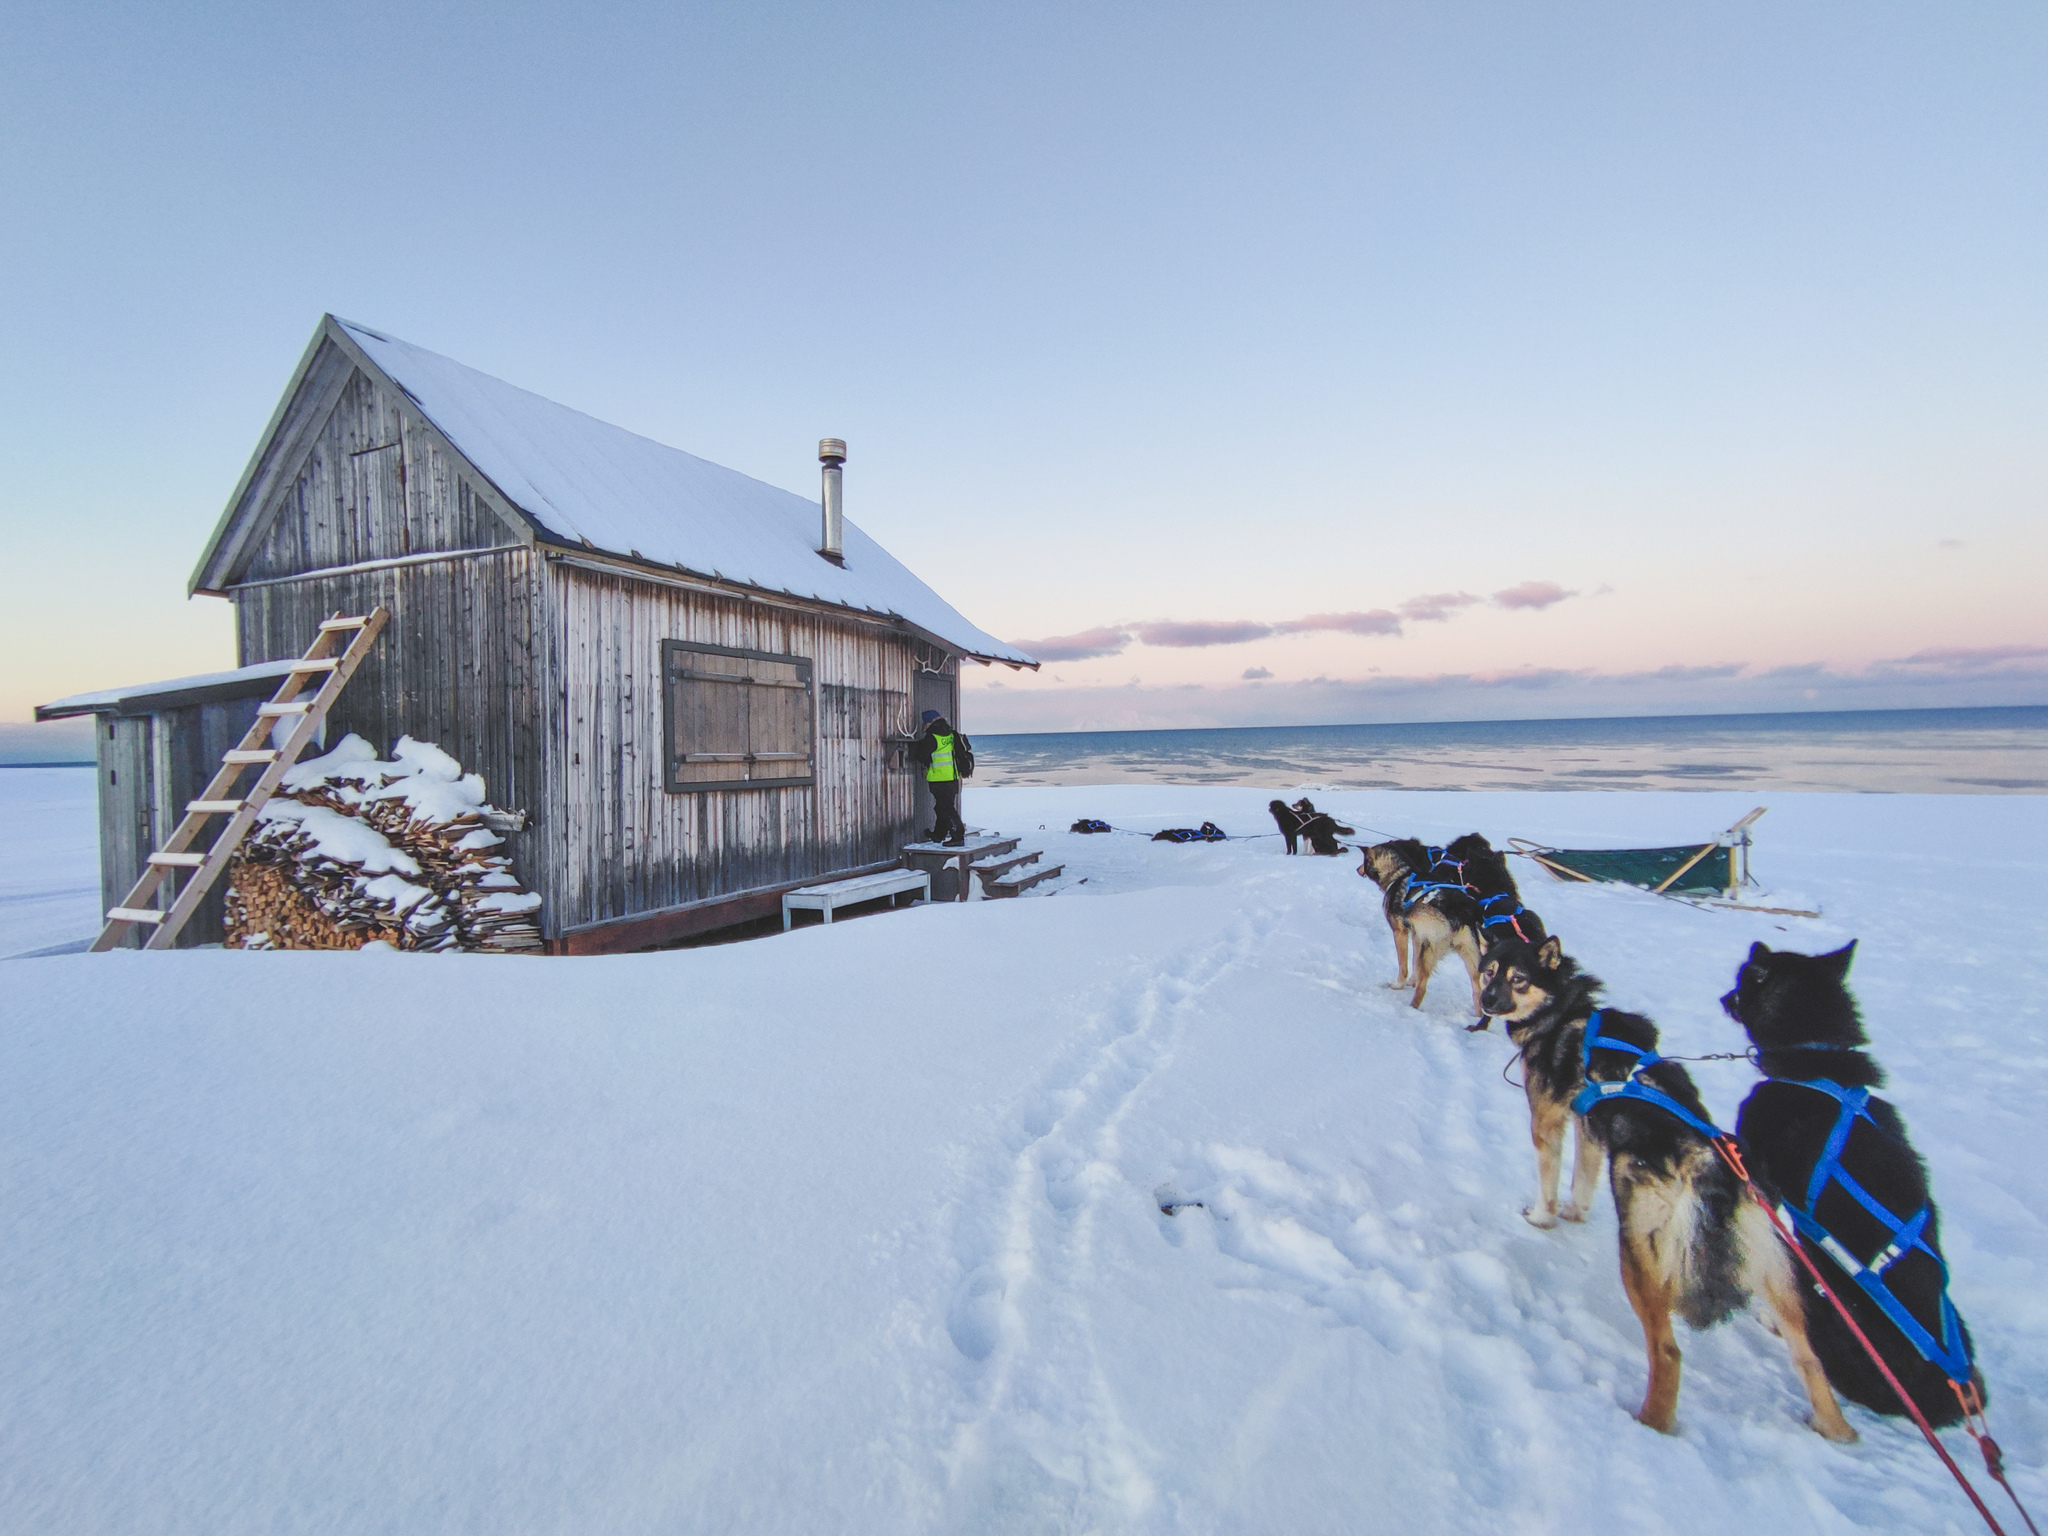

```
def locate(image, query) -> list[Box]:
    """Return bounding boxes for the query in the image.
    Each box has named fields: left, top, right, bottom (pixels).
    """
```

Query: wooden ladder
left=92, top=607, right=391, bottom=952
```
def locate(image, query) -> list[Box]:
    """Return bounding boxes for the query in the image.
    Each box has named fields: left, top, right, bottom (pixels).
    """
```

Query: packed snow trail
left=2, top=788, right=2044, bottom=1533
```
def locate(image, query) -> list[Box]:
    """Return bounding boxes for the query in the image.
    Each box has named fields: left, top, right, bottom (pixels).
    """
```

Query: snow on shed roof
left=335, top=321, right=1036, bottom=668
left=36, top=660, right=303, bottom=721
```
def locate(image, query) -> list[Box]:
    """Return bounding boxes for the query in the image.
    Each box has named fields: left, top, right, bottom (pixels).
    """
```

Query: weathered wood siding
left=95, top=717, right=151, bottom=948
left=231, top=548, right=555, bottom=922
left=93, top=701, right=264, bottom=948
left=238, top=366, right=519, bottom=582
left=552, top=563, right=923, bottom=932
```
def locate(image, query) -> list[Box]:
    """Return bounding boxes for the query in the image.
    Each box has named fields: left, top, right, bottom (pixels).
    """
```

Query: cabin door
left=911, top=666, right=957, bottom=839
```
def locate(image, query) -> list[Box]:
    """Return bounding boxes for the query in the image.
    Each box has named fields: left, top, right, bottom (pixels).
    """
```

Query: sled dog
left=1723, top=941, right=1985, bottom=1427
left=1271, top=797, right=1352, bottom=856
left=1357, top=839, right=1484, bottom=1013
left=1268, top=800, right=1310, bottom=854
left=1481, top=933, right=1855, bottom=1440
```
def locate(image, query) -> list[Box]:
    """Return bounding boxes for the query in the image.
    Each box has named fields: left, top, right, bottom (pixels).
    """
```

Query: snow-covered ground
left=0, top=766, right=97, bottom=958
left=3, top=783, right=2045, bottom=1534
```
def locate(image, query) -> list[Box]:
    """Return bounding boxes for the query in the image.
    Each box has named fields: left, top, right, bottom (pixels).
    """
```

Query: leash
left=1709, top=1137, right=2036, bottom=1536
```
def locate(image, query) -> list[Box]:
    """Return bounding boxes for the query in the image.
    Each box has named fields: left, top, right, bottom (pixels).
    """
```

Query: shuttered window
left=662, top=640, right=815, bottom=792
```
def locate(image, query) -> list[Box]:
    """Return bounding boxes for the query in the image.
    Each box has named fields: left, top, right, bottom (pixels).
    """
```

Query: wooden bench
left=782, top=868, right=931, bottom=930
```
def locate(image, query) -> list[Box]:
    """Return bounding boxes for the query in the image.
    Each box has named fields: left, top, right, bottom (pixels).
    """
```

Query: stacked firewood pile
left=224, top=734, right=543, bottom=953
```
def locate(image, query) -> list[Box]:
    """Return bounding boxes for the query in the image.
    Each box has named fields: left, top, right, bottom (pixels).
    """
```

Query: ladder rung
left=223, top=750, right=280, bottom=764
left=187, top=799, right=245, bottom=814
left=286, top=658, right=341, bottom=673
left=257, top=702, right=313, bottom=716
left=108, top=906, right=167, bottom=925
left=319, top=616, right=371, bottom=631
left=147, top=852, right=208, bottom=867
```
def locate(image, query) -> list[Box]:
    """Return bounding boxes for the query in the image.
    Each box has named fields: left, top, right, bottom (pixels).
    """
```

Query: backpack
left=1071, top=819, right=1112, bottom=834
left=954, top=733, right=974, bottom=779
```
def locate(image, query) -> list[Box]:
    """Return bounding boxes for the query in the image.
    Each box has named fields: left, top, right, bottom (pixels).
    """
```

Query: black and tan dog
left=1357, top=838, right=1484, bottom=1013
left=1481, top=933, right=1855, bottom=1440
left=1459, top=847, right=1546, bottom=1032
left=1723, top=941, right=1985, bottom=1428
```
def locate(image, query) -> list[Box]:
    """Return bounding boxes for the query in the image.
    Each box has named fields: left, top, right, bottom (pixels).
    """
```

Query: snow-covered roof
left=35, top=660, right=303, bottom=721
left=332, top=320, right=1035, bottom=668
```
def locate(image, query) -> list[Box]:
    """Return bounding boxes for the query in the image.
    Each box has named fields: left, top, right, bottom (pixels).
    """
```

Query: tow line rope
left=1708, top=1136, right=2037, bottom=1536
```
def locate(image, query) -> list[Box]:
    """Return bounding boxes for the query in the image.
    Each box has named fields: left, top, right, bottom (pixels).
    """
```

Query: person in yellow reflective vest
left=910, top=708, right=973, bottom=846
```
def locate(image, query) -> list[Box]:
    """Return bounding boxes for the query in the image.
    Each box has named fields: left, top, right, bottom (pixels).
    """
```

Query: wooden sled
left=1508, top=807, right=1794, bottom=908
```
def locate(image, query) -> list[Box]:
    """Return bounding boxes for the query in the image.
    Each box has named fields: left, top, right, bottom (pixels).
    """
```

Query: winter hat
left=922, top=709, right=940, bottom=722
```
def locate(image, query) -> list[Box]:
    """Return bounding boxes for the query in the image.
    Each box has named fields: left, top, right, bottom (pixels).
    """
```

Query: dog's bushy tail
left=1674, top=1145, right=1751, bottom=1331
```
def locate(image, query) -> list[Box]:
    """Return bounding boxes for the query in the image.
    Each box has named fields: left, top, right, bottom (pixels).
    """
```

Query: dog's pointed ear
left=1825, top=940, right=1857, bottom=973
left=1747, top=941, right=1771, bottom=963
left=1537, top=934, right=1563, bottom=969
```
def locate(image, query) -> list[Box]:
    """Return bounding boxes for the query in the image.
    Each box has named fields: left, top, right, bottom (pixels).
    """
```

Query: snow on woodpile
left=223, top=735, right=542, bottom=953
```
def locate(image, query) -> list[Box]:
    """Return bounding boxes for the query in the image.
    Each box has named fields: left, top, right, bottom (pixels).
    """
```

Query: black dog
left=1268, top=800, right=1309, bottom=854
left=1270, top=797, right=1352, bottom=856
left=1463, top=846, right=1545, bottom=941
left=1483, top=933, right=1853, bottom=1439
left=1723, top=941, right=1985, bottom=1428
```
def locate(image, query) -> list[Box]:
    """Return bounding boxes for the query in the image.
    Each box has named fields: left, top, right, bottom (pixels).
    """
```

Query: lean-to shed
left=52, top=315, right=1037, bottom=952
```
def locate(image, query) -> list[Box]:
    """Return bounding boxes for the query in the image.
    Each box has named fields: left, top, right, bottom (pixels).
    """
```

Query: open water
left=973, top=705, right=2048, bottom=794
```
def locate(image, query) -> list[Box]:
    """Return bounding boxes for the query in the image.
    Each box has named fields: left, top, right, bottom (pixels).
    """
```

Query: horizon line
left=973, top=700, right=2048, bottom=741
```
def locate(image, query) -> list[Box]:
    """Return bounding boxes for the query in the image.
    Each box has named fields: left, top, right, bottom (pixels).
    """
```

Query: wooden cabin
left=41, top=315, right=1036, bottom=952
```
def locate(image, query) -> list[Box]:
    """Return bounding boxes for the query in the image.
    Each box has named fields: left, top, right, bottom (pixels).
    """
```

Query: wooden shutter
left=663, top=641, right=814, bottom=792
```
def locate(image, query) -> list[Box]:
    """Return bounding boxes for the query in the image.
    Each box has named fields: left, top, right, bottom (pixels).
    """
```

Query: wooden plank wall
left=552, top=565, right=922, bottom=933
left=91, top=700, right=264, bottom=948
left=94, top=717, right=151, bottom=949
left=231, top=548, right=554, bottom=921
left=239, top=368, right=518, bottom=582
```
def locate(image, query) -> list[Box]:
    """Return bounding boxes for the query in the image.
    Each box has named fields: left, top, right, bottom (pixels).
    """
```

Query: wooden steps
left=91, top=607, right=390, bottom=952
left=969, top=849, right=1040, bottom=891
left=987, top=862, right=1065, bottom=898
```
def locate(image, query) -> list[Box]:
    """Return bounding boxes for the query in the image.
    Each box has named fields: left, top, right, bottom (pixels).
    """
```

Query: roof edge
left=539, top=546, right=1038, bottom=669
left=36, top=660, right=303, bottom=721
left=187, top=316, right=337, bottom=596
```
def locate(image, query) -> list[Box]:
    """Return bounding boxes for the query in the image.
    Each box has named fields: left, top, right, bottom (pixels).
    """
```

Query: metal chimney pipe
left=818, top=438, right=846, bottom=565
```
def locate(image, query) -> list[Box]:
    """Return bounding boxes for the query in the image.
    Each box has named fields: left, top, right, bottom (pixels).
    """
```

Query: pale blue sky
left=4, top=1, right=2044, bottom=746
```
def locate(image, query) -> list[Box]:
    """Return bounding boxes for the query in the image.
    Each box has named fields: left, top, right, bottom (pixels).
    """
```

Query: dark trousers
left=930, top=779, right=965, bottom=842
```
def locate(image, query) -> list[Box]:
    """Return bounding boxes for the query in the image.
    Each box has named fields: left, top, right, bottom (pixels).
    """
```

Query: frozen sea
left=975, top=704, right=2048, bottom=793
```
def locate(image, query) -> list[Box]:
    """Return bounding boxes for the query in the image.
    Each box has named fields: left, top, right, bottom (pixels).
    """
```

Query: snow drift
left=2, top=787, right=2044, bottom=1534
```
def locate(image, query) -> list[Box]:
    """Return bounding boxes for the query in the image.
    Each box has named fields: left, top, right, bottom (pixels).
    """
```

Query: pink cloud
left=1491, top=580, right=1575, bottom=611
left=1275, top=610, right=1405, bottom=637
left=1131, top=619, right=1274, bottom=648
left=1013, top=625, right=1130, bottom=661
left=1399, top=591, right=1481, bottom=622
left=1890, top=644, right=2048, bottom=670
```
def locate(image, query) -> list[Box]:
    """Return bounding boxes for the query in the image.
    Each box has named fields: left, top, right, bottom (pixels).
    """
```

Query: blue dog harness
left=1569, top=1010, right=1731, bottom=1143
left=1565, top=1015, right=1977, bottom=1384
left=1478, top=891, right=1537, bottom=940
left=1765, top=1077, right=1974, bottom=1382
left=1400, top=847, right=1470, bottom=909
